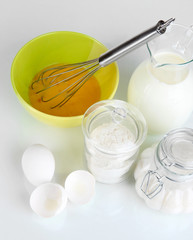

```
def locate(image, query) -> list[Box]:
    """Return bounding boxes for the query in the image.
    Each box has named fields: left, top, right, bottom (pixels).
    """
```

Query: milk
left=128, top=52, right=193, bottom=134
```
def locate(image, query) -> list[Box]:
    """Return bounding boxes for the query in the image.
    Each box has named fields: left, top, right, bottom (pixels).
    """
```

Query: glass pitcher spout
left=147, top=24, right=193, bottom=67
left=146, top=24, right=193, bottom=84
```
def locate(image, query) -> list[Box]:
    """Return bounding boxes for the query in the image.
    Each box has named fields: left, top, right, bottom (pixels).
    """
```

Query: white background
left=1, top=0, right=193, bottom=239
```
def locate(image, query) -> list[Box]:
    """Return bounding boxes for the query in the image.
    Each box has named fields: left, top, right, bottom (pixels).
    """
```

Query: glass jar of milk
left=82, top=100, right=147, bottom=184
left=135, top=128, right=193, bottom=214
left=128, top=24, right=193, bottom=134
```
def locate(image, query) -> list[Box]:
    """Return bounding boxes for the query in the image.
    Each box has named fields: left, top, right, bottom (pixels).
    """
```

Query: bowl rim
left=10, top=30, right=119, bottom=122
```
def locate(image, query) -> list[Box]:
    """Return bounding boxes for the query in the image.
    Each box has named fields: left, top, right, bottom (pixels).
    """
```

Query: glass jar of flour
left=135, top=128, right=193, bottom=214
left=82, top=99, right=147, bottom=184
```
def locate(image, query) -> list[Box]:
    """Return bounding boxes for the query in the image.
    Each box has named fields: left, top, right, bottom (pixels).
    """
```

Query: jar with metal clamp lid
left=82, top=99, right=147, bottom=184
left=134, top=128, right=193, bottom=214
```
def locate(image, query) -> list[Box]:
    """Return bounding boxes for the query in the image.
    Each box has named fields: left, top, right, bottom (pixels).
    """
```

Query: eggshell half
left=65, top=170, right=95, bottom=204
left=30, top=183, right=68, bottom=218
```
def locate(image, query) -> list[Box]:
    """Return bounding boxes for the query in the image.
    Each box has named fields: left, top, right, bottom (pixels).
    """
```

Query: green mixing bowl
left=11, top=31, right=119, bottom=127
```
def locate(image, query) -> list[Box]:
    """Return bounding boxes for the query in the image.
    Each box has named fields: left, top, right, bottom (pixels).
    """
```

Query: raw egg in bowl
left=11, top=31, right=119, bottom=127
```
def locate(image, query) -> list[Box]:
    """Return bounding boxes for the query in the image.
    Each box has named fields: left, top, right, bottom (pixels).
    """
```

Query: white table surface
left=1, top=0, right=193, bottom=239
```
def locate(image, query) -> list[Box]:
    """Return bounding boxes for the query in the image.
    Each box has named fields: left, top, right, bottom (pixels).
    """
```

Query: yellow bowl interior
left=11, top=31, right=119, bottom=127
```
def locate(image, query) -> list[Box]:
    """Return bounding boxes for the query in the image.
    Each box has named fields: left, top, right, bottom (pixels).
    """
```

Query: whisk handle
left=99, top=18, right=175, bottom=67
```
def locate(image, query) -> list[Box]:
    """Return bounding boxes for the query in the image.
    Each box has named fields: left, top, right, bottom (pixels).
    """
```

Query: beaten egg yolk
left=29, top=64, right=101, bottom=117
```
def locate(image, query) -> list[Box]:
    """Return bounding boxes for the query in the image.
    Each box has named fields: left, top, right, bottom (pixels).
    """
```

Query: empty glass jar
left=82, top=99, right=147, bottom=184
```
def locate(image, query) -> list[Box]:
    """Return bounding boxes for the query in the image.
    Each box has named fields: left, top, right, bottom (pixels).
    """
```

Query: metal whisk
left=32, top=18, right=175, bottom=108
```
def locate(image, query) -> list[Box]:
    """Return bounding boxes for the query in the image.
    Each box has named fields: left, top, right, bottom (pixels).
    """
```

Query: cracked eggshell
left=65, top=170, right=95, bottom=205
left=22, top=144, right=55, bottom=186
left=30, top=183, right=68, bottom=218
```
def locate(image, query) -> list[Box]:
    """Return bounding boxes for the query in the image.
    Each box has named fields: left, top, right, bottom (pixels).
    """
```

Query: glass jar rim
left=155, top=128, right=193, bottom=182
left=147, top=23, right=193, bottom=68
left=82, top=99, right=147, bottom=154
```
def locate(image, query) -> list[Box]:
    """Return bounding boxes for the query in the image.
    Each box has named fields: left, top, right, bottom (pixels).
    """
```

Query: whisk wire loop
left=35, top=60, right=99, bottom=95
left=31, top=58, right=99, bottom=90
left=49, top=66, right=100, bottom=108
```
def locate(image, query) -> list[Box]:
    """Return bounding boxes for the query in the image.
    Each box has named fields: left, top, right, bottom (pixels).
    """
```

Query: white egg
left=30, top=183, right=68, bottom=218
left=22, top=144, right=55, bottom=186
left=65, top=170, right=95, bottom=205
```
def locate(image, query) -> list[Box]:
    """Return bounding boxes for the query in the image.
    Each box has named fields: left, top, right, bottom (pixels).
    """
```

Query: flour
left=85, top=122, right=138, bottom=184
left=82, top=99, right=147, bottom=184
left=90, top=122, right=136, bottom=152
